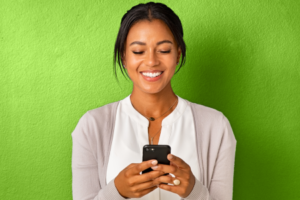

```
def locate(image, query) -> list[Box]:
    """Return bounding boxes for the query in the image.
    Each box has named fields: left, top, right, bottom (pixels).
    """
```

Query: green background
left=1, top=0, right=300, bottom=199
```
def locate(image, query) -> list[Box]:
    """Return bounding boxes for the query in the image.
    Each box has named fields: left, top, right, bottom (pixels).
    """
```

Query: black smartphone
left=142, top=145, right=171, bottom=174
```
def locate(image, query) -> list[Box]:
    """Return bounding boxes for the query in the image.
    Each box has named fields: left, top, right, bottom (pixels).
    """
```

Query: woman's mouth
left=140, top=71, right=164, bottom=82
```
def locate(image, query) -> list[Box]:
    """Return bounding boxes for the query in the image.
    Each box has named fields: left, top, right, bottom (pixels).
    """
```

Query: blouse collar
left=120, top=94, right=188, bottom=127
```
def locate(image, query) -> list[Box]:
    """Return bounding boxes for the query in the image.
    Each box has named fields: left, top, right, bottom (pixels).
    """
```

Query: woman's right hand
left=114, top=159, right=165, bottom=199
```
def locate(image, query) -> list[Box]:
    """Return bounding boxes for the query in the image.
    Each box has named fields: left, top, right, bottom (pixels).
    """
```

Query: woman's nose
left=144, top=49, right=159, bottom=67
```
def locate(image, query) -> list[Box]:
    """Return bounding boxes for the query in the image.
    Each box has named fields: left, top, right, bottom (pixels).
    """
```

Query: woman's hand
left=114, top=159, right=166, bottom=199
left=151, top=154, right=196, bottom=198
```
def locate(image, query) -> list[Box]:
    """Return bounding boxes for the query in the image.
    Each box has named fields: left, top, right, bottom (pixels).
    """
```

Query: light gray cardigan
left=71, top=100, right=237, bottom=200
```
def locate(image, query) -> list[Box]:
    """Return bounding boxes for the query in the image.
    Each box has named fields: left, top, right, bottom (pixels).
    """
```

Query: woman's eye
left=160, top=50, right=171, bottom=53
left=132, top=51, right=143, bottom=54
left=132, top=50, right=171, bottom=54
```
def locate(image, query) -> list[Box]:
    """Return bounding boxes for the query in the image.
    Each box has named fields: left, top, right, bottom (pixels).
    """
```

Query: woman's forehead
left=126, top=19, right=175, bottom=46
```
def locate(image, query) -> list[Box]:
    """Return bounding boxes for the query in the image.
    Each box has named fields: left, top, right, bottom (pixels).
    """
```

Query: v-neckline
left=121, top=95, right=187, bottom=127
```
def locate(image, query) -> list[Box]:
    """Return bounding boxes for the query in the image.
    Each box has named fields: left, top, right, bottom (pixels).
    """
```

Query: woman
left=71, top=2, right=237, bottom=200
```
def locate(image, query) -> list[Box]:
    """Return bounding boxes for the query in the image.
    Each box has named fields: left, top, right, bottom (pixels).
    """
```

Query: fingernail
left=151, top=166, right=158, bottom=170
left=169, top=154, right=173, bottom=159
left=152, top=160, right=158, bottom=165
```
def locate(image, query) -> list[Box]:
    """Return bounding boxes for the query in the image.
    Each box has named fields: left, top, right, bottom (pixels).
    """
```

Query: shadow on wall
left=183, top=27, right=300, bottom=199
left=184, top=27, right=252, bottom=116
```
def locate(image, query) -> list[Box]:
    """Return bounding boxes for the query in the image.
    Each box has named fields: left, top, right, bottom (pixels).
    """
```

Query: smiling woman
left=122, top=18, right=181, bottom=97
left=71, top=2, right=237, bottom=200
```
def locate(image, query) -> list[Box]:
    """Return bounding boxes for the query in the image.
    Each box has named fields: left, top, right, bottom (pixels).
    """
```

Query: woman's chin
left=142, top=88, right=164, bottom=95
left=144, top=86, right=173, bottom=95
left=132, top=78, right=172, bottom=95
left=135, top=84, right=167, bottom=95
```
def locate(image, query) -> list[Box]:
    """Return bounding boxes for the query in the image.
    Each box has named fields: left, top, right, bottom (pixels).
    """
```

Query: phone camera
left=146, top=148, right=149, bottom=151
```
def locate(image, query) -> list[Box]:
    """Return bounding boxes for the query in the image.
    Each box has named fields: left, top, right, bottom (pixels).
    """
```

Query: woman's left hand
left=151, top=154, right=195, bottom=198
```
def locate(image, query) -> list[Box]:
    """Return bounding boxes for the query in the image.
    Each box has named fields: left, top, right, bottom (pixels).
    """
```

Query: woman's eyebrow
left=129, top=40, right=173, bottom=46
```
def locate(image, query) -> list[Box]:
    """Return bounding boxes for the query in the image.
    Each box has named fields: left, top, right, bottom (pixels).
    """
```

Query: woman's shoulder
left=85, top=100, right=120, bottom=119
left=182, top=98, right=225, bottom=121
left=190, top=101, right=223, bottom=116
left=185, top=99, right=237, bottom=145
left=74, top=100, right=120, bottom=133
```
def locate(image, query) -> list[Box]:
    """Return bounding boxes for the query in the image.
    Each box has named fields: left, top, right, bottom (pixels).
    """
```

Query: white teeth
left=142, top=72, right=162, bottom=78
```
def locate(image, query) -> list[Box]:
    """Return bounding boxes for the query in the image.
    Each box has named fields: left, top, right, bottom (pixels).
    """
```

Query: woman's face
left=122, top=19, right=181, bottom=94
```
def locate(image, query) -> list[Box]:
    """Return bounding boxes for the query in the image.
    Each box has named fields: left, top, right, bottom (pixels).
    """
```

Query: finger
left=152, top=174, right=177, bottom=186
left=131, top=179, right=158, bottom=192
left=126, top=159, right=158, bottom=176
left=125, top=163, right=138, bottom=170
left=132, top=185, right=158, bottom=198
left=159, top=183, right=184, bottom=196
left=170, top=162, right=177, bottom=167
left=167, top=154, right=190, bottom=170
left=151, top=163, right=185, bottom=177
left=130, top=170, right=166, bottom=185
left=155, top=174, right=186, bottom=186
left=140, top=170, right=166, bottom=181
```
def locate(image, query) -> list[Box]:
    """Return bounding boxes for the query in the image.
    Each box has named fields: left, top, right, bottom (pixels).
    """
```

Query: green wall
left=1, top=0, right=300, bottom=199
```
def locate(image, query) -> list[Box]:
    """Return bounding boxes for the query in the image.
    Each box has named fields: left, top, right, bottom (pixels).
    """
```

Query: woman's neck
left=130, top=82, right=178, bottom=119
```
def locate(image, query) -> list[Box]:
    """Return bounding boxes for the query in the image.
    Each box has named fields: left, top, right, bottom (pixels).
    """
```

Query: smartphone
left=142, top=145, right=171, bottom=174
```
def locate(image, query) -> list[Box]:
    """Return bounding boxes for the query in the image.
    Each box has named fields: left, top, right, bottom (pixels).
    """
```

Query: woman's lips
left=140, top=71, right=164, bottom=82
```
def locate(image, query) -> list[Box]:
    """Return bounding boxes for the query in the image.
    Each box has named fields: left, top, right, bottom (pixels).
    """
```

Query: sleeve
left=71, top=113, right=127, bottom=200
left=184, top=115, right=237, bottom=200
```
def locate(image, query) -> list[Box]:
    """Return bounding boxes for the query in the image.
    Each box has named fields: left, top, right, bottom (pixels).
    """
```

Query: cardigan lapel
left=101, top=101, right=119, bottom=188
left=189, top=102, right=206, bottom=187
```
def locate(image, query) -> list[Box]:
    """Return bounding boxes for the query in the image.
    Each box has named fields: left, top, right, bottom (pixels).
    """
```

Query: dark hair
left=113, top=2, right=186, bottom=80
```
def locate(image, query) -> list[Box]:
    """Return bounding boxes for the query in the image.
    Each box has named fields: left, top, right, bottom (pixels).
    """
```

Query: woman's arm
left=184, top=114, right=237, bottom=200
left=71, top=113, right=126, bottom=200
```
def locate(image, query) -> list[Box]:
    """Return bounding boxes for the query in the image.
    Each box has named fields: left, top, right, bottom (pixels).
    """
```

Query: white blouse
left=106, top=95, right=201, bottom=199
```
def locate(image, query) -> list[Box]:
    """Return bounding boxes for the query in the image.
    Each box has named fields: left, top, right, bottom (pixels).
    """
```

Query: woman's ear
left=177, top=47, right=182, bottom=64
left=122, top=52, right=126, bottom=68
